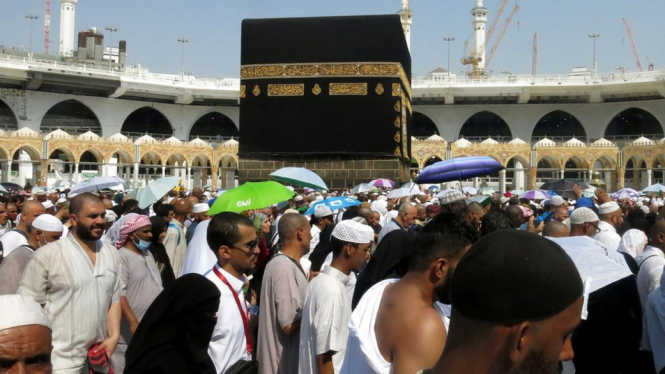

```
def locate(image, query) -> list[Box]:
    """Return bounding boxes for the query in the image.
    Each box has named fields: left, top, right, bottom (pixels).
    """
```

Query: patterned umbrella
left=415, top=156, right=505, bottom=184
left=369, top=179, right=396, bottom=188
left=521, top=190, right=551, bottom=200
left=304, top=196, right=361, bottom=215
left=611, top=188, right=641, bottom=201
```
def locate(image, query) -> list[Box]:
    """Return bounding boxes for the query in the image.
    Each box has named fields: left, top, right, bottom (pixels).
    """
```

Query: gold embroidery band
left=240, top=62, right=411, bottom=98
left=239, top=85, right=246, bottom=98
left=267, top=84, right=305, bottom=97
left=329, top=83, right=368, bottom=96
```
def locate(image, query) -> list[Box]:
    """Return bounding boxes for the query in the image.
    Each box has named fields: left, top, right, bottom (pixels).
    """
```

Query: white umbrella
left=462, top=186, right=477, bottom=195
left=548, top=236, right=633, bottom=318
left=478, top=186, right=495, bottom=196
left=436, top=188, right=459, bottom=199
left=51, top=178, right=75, bottom=190
left=70, top=176, right=128, bottom=194
left=511, top=189, right=524, bottom=196
left=135, top=176, right=182, bottom=209
left=387, top=185, right=420, bottom=199
left=582, top=186, right=597, bottom=198
left=351, top=183, right=375, bottom=194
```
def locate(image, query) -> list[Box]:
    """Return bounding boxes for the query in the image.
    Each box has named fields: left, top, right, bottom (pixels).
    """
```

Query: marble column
left=133, top=162, right=139, bottom=187
left=499, top=170, right=506, bottom=193
left=2, top=161, right=11, bottom=183
left=527, top=167, right=537, bottom=190
left=162, top=165, right=166, bottom=179
left=187, top=167, right=192, bottom=190
left=560, top=170, right=565, bottom=179
left=74, top=163, right=80, bottom=183
left=647, top=169, right=653, bottom=187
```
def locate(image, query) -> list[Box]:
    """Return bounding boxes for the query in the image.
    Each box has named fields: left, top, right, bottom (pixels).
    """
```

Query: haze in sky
left=2, top=0, right=664, bottom=78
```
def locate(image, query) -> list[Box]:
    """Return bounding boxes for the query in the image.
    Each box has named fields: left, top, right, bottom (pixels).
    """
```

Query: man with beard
left=426, top=230, right=583, bottom=374
left=204, top=212, right=260, bottom=374
left=568, top=208, right=600, bottom=238
left=19, top=193, right=122, bottom=373
left=465, top=202, right=485, bottom=231
left=6, top=203, right=18, bottom=228
left=341, top=216, right=472, bottom=374
left=594, top=201, right=624, bottom=250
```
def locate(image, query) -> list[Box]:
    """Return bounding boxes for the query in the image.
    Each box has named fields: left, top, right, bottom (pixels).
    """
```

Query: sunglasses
left=230, top=238, right=260, bottom=256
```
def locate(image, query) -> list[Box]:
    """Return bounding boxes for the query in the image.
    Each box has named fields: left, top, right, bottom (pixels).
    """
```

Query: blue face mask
left=133, top=238, right=151, bottom=254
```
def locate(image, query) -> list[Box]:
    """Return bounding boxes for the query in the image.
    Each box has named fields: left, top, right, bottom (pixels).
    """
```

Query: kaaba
left=238, top=15, right=412, bottom=189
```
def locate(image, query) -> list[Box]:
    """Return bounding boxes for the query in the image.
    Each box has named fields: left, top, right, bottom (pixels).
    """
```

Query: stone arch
left=0, top=99, right=18, bottom=131
left=48, top=148, right=76, bottom=174
left=536, top=155, right=560, bottom=181
left=138, top=151, right=163, bottom=183
left=191, top=154, right=212, bottom=188
left=11, top=145, right=41, bottom=186
left=652, top=155, right=665, bottom=185
left=0, top=145, right=10, bottom=161
left=412, top=112, right=439, bottom=138
left=189, top=112, right=239, bottom=141
left=107, top=149, right=134, bottom=165
left=423, top=155, right=443, bottom=168
left=532, top=110, right=586, bottom=141
left=625, top=157, right=649, bottom=190
left=218, top=154, right=238, bottom=189
left=605, top=108, right=664, bottom=139
left=122, top=107, right=173, bottom=139
left=563, top=156, right=589, bottom=180
left=41, top=99, right=102, bottom=136
left=459, top=111, right=512, bottom=140
left=506, top=155, right=530, bottom=191
left=79, top=150, right=103, bottom=173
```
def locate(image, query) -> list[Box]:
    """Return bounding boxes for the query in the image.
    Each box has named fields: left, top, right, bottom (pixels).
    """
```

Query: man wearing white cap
left=594, top=201, right=624, bottom=250
left=0, top=214, right=63, bottom=294
left=569, top=208, right=601, bottom=238
left=185, top=203, right=211, bottom=245
left=307, top=205, right=334, bottom=259
left=299, top=220, right=372, bottom=374
left=0, top=294, right=53, bottom=373
left=42, top=200, right=56, bottom=215
left=1, top=200, right=45, bottom=258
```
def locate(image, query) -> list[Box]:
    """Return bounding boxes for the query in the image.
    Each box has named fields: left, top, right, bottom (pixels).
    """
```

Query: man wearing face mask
left=0, top=214, right=63, bottom=294
left=111, top=214, right=163, bottom=374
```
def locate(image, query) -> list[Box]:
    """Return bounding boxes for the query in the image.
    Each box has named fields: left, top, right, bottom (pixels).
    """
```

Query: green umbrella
left=135, top=176, right=182, bottom=209
left=208, top=181, right=295, bottom=215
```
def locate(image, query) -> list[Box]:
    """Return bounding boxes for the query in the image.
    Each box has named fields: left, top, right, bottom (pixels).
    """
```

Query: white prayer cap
left=32, top=214, right=64, bottom=233
left=598, top=201, right=621, bottom=215
left=105, top=209, right=118, bottom=223
left=570, top=207, right=599, bottom=225
left=0, top=295, right=51, bottom=331
left=56, top=197, right=67, bottom=204
left=636, top=201, right=644, bottom=207
left=315, top=196, right=324, bottom=202
left=294, top=195, right=304, bottom=202
left=193, top=203, right=209, bottom=214
left=500, top=196, right=510, bottom=204
left=42, top=201, right=54, bottom=210
left=67, top=192, right=78, bottom=199
left=440, top=191, right=465, bottom=205
left=284, top=208, right=299, bottom=215
left=360, top=224, right=375, bottom=243
left=332, top=219, right=371, bottom=244
left=377, top=195, right=388, bottom=201
left=550, top=196, right=565, bottom=206
left=314, top=205, right=334, bottom=218
left=641, top=206, right=650, bottom=214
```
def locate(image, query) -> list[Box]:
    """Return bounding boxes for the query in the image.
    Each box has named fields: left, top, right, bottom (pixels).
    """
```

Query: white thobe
left=163, top=219, right=187, bottom=277
left=306, top=225, right=322, bottom=260
left=18, top=235, right=121, bottom=373
left=0, top=230, right=28, bottom=257
left=299, top=266, right=351, bottom=374
left=593, top=221, right=622, bottom=251
left=636, top=246, right=665, bottom=310
left=205, top=264, right=251, bottom=374
left=180, top=220, right=216, bottom=276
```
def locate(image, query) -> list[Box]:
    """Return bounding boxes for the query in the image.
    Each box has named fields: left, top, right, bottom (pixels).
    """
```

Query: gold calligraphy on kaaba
left=241, top=65, right=285, bottom=78
left=329, top=83, right=368, bottom=96
left=375, top=83, right=385, bottom=95
left=284, top=65, right=318, bottom=76
left=359, top=64, right=399, bottom=76
left=239, top=85, right=246, bottom=98
left=267, top=84, right=305, bottom=97
left=312, top=84, right=322, bottom=95
left=252, top=85, right=261, bottom=96
left=318, top=64, right=359, bottom=76
left=394, top=132, right=401, bottom=143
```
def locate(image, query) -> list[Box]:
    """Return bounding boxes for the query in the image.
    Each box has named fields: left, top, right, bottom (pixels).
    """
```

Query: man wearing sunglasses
left=568, top=208, right=601, bottom=238
left=205, top=212, right=260, bottom=374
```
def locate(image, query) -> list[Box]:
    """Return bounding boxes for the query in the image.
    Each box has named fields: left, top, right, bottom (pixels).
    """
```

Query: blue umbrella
left=270, top=167, right=328, bottom=191
left=305, top=196, right=361, bottom=215
left=415, top=156, right=505, bottom=184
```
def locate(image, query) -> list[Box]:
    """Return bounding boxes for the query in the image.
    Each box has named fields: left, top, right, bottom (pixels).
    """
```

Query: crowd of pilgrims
left=1, top=183, right=665, bottom=374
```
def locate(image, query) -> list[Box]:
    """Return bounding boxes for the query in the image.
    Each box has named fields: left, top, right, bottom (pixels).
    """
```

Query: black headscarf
left=124, top=273, right=221, bottom=374
left=352, top=230, right=416, bottom=309
left=148, top=216, right=176, bottom=288
left=308, top=223, right=336, bottom=272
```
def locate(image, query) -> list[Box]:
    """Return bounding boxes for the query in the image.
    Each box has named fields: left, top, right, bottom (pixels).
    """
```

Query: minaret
left=59, top=0, right=77, bottom=57
left=471, top=0, right=488, bottom=72
left=398, top=0, right=412, bottom=51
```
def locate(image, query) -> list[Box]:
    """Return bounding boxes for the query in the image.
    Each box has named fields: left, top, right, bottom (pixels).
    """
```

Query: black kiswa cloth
left=352, top=230, right=416, bottom=310
left=124, top=274, right=221, bottom=374
left=239, top=15, right=411, bottom=158
left=451, top=230, right=583, bottom=324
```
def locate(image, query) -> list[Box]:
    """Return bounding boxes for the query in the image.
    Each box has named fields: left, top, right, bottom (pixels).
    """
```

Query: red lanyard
left=212, top=266, right=253, bottom=355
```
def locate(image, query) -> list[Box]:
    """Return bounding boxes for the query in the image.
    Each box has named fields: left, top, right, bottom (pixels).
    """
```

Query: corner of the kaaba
left=237, top=14, right=412, bottom=190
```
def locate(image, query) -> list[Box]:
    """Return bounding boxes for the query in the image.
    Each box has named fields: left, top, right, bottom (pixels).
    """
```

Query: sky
left=2, top=0, right=664, bottom=78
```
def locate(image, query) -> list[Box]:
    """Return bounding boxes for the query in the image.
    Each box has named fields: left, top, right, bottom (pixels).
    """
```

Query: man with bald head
left=542, top=221, right=570, bottom=238
left=258, top=213, right=311, bottom=374
left=504, top=205, right=524, bottom=228
left=163, top=198, right=192, bottom=277
left=377, top=203, right=417, bottom=245
left=1, top=200, right=45, bottom=257
left=0, top=295, right=53, bottom=374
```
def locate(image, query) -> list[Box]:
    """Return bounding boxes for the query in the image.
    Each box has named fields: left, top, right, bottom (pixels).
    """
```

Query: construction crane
left=462, top=4, right=519, bottom=78
left=622, top=18, right=643, bottom=72
left=645, top=56, right=655, bottom=71
left=44, top=0, right=51, bottom=54
left=479, top=0, right=508, bottom=57
left=532, top=33, right=537, bottom=78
